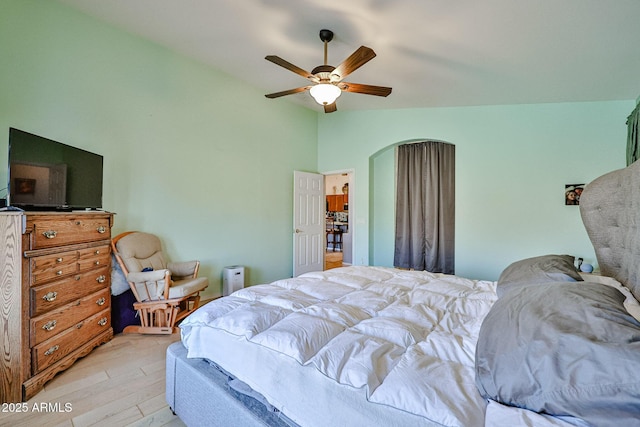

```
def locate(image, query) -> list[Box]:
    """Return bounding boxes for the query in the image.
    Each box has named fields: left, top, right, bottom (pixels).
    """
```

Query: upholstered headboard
left=580, top=160, right=640, bottom=301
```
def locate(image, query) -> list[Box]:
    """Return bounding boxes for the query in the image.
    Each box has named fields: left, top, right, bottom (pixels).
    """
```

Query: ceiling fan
left=265, top=29, right=392, bottom=113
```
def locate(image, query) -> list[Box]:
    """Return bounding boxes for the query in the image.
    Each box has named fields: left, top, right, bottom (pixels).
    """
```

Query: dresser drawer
left=31, top=217, right=111, bottom=249
left=31, top=266, right=110, bottom=316
left=78, top=245, right=110, bottom=272
left=32, top=308, right=111, bottom=373
left=30, top=249, right=80, bottom=286
left=30, top=288, right=110, bottom=347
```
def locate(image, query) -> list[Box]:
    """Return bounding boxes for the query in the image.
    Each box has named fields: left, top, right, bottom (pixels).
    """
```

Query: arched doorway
left=369, top=139, right=455, bottom=270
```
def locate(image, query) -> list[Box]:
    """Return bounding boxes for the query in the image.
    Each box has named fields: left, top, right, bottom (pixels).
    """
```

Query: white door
left=293, top=171, right=324, bottom=276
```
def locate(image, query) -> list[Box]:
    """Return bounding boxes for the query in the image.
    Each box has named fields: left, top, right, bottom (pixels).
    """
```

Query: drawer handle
left=76, top=322, right=84, bottom=329
left=96, top=275, right=106, bottom=284
left=42, top=230, right=58, bottom=239
left=42, top=291, right=57, bottom=302
left=98, top=317, right=108, bottom=327
left=56, top=270, right=63, bottom=276
left=56, top=257, right=63, bottom=263
left=94, top=250, right=100, bottom=255
left=44, top=345, right=59, bottom=356
left=42, top=320, right=57, bottom=332
left=97, top=226, right=106, bottom=234
left=94, top=261, right=100, bottom=266
left=96, top=297, right=106, bottom=306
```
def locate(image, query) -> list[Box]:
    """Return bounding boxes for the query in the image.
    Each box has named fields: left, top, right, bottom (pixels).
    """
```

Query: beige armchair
left=111, top=231, right=208, bottom=334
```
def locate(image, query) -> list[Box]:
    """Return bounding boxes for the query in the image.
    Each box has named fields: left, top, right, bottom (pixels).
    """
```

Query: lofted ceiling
left=57, top=0, right=640, bottom=113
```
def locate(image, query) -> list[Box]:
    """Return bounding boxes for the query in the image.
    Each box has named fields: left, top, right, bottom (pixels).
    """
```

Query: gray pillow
left=496, top=254, right=582, bottom=298
left=475, top=282, right=640, bottom=427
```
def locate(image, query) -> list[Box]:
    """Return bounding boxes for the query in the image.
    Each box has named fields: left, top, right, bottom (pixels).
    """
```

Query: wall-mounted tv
left=8, top=128, right=103, bottom=210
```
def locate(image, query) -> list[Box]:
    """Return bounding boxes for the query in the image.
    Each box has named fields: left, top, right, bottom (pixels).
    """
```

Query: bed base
left=166, top=342, right=298, bottom=427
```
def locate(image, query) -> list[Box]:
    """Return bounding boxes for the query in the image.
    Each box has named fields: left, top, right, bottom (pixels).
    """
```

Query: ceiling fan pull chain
left=324, top=41, right=328, bottom=65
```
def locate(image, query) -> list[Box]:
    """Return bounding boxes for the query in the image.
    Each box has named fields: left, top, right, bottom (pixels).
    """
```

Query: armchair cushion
left=127, top=269, right=170, bottom=301
left=168, top=260, right=199, bottom=278
left=127, top=269, right=168, bottom=283
left=117, top=232, right=168, bottom=273
left=169, top=277, right=209, bottom=299
left=126, top=269, right=207, bottom=301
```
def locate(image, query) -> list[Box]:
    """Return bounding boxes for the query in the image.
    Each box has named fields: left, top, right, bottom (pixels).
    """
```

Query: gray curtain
left=394, top=141, right=455, bottom=274
left=627, top=103, right=640, bottom=166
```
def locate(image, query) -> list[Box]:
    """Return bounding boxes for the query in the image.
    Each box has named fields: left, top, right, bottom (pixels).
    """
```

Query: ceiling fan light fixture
left=264, top=29, right=391, bottom=113
left=309, top=83, right=341, bottom=105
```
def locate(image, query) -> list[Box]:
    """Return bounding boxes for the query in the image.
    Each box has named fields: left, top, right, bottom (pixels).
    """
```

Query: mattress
left=180, top=266, right=590, bottom=427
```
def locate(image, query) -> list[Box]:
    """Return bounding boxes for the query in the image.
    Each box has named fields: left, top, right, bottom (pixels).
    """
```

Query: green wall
left=318, top=101, right=633, bottom=280
left=0, top=0, right=318, bottom=298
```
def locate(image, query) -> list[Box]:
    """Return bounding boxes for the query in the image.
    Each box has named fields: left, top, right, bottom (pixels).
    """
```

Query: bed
left=166, top=161, right=640, bottom=427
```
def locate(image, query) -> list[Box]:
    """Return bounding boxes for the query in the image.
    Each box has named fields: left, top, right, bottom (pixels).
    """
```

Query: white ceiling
left=57, top=0, right=640, bottom=113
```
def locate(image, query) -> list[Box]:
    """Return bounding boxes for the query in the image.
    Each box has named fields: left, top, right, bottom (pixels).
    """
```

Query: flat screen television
left=7, top=128, right=103, bottom=210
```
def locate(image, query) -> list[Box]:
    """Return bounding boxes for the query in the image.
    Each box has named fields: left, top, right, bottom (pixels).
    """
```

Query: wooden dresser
left=0, top=211, right=114, bottom=403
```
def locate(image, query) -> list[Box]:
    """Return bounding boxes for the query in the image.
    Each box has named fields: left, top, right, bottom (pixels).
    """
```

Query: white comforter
left=181, top=266, right=498, bottom=426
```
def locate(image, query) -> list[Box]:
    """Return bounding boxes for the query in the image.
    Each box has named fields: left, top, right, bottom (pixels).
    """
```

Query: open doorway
left=324, top=172, right=353, bottom=270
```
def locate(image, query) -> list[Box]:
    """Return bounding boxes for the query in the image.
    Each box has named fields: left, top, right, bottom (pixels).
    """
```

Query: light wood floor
left=324, top=251, right=343, bottom=270
left=0, top=333, right=186, bottom=427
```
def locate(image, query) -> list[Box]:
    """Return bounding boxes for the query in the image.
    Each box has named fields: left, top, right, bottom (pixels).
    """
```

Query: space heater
left=222, top=265, right=245, bottom=296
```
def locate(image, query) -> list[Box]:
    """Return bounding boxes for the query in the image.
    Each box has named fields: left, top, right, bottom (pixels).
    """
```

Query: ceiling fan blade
left=331, top=46, right=376, bottom=81
left=265, top=86, right=311, bottom=99
left=265, top=55, right=318, bottom=82
left=338, top=82, right=392, bottom=97
left=324, top=102, right=337, bottom=113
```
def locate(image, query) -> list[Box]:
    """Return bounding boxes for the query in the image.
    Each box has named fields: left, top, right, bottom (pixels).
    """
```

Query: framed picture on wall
left=565, top=184, right=584, bottom=205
